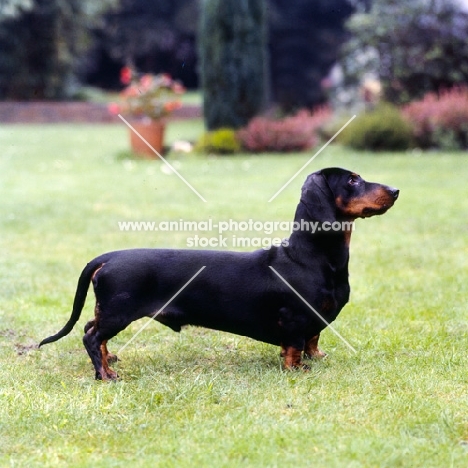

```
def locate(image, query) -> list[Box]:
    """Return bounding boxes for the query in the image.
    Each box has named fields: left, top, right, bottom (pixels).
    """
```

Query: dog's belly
left=156, top=296, right=285, bottom=345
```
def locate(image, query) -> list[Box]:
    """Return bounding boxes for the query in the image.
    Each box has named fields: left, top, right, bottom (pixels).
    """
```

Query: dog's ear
left=299, top=172, right=336, bottom=223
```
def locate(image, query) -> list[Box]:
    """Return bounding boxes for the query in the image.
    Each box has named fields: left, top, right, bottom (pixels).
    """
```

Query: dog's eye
left=348, top=176, right=360, bottom=186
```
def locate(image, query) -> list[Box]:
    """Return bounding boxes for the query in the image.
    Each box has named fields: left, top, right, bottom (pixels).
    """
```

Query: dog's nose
left=390, top=188, right=399, bottom=200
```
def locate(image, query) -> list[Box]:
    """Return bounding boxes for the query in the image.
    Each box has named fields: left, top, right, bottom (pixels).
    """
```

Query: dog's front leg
left=281, top=344, right=309, bottom=371
left=304, top=334, right=327, bottom=359
left=278, top=307, right=309, bottom=371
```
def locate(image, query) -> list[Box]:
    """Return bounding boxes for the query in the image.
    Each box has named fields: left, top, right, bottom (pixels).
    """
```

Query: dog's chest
left=306, top=264, right=350, bottom=317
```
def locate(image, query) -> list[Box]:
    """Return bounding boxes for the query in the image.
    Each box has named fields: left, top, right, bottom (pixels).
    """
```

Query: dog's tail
left=39, top=256, right=108, bottom=347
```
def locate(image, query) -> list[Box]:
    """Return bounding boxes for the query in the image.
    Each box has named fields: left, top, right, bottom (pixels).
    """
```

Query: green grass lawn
left=1, top=123, right=468, bottom=467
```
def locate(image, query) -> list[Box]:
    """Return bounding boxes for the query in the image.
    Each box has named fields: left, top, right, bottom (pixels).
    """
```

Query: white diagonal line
left=118, top=114, right=207, bottom=203
left=268, top=115, right=356, bottom=202
left=117, top=266, right=206, bottom=355
left=269, top=266, right=357, bottom=353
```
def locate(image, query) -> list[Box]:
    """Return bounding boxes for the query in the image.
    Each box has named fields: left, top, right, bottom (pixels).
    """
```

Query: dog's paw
left=304, top=349, right=328, bottom=360
left=107, top=353, right=120, bottom=364
left=284, top=362, right=310, bottom=372
left=95, top=369, right=120, bottom=381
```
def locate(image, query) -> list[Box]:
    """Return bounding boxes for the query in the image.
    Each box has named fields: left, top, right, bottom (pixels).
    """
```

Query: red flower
left=120, top=67, right=133, bottom=85
left=163, top=101, right=182, bottom=112
left=172, top=82, right=186, bottom=95
left=115, top=69, right=186, bottom=120
left=140, top=74, right=153, bottom=90
left=108, top=102, right=121, bottom=115
left=121, top=86, right=140, bottom=98
left=160, top=73, right=172, bottom=87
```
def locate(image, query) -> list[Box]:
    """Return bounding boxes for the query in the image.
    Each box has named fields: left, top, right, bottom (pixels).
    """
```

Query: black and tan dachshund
left=39, top=168, right=399, bottom=380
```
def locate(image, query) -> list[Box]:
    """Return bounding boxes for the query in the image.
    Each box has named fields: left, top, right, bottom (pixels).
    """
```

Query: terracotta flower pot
left=129, top=120, right=165, bottom=158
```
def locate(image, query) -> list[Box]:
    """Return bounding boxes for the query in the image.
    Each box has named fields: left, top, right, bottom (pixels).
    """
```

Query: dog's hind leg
left=102, top=340, right=119, bottom=364
left=83, top=326, right=119, bottom=381
left=84, top=316, right=119, bottom=364
left=84, top=319, right=94, bottom=333
left=82, top=302, right=126, bottom=380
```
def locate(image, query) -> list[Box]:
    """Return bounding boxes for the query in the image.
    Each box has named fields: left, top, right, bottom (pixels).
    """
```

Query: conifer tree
left=199, top=0, right=267, bottom=130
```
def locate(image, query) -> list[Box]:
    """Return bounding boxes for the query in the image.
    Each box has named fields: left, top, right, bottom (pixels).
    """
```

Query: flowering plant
left=402, top=86, right=468, bottom=149
left=109, top=67, right=185, bottom=121
left=237, top=108, right=332, bottom=152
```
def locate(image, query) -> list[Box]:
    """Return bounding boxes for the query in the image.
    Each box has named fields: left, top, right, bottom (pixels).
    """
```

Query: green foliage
left=319, top=113, right=355, bottom=142
left=237, top=108, right=332, bottom=153
left=340, top=0, right=468, bottom=104
left=199, top=0, right=267, bottom=130
left=0, top=0, right=116, bottom=100
left=88, top=0, right=199, bottom=90
left=268, top=0, right=354, bottom=112
left=402, top=87, right=468, bottom=150
left=195, top=128, right=241, bottom=154
left=339, top=104, right=413, bottom=151
left=87, top=0, right=356, bottom=108
left=0, top=0, right=33, bottom=19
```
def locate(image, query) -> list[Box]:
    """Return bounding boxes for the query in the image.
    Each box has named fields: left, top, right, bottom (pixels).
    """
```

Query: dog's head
left=300, top=167, right=399, bottom=222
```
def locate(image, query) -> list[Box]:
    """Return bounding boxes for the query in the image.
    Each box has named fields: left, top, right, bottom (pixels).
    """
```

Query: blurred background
left=0, top=0, right=466, bottom=106
left=0, top=0, right=356, bottom=105
left=1, top=0, right=468, bottom=150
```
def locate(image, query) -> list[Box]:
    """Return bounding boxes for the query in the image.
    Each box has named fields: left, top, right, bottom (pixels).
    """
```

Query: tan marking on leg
left=102, top=340, right=118, bottom=364
left=280, top=343, right=287, bottom=358
left=304, top=334, right=327, bottom=359
left=93, top=302, right=101, bottom=328
left=100, top=340, right=118, bottom=380
left=282, top=346, right=308, bottom=371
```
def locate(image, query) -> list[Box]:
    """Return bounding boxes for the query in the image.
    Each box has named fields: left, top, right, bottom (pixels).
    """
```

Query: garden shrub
left=402, top=87, right=468, bottom=150
left=338, top=104, right=413, bottom=151
left=237, top=107, right=332, bottom=153
left=195, top=128, right=241, bottom=154
left=200, top=0, right=267, bottom=130
left=319, top=114, right=356, bottom=142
